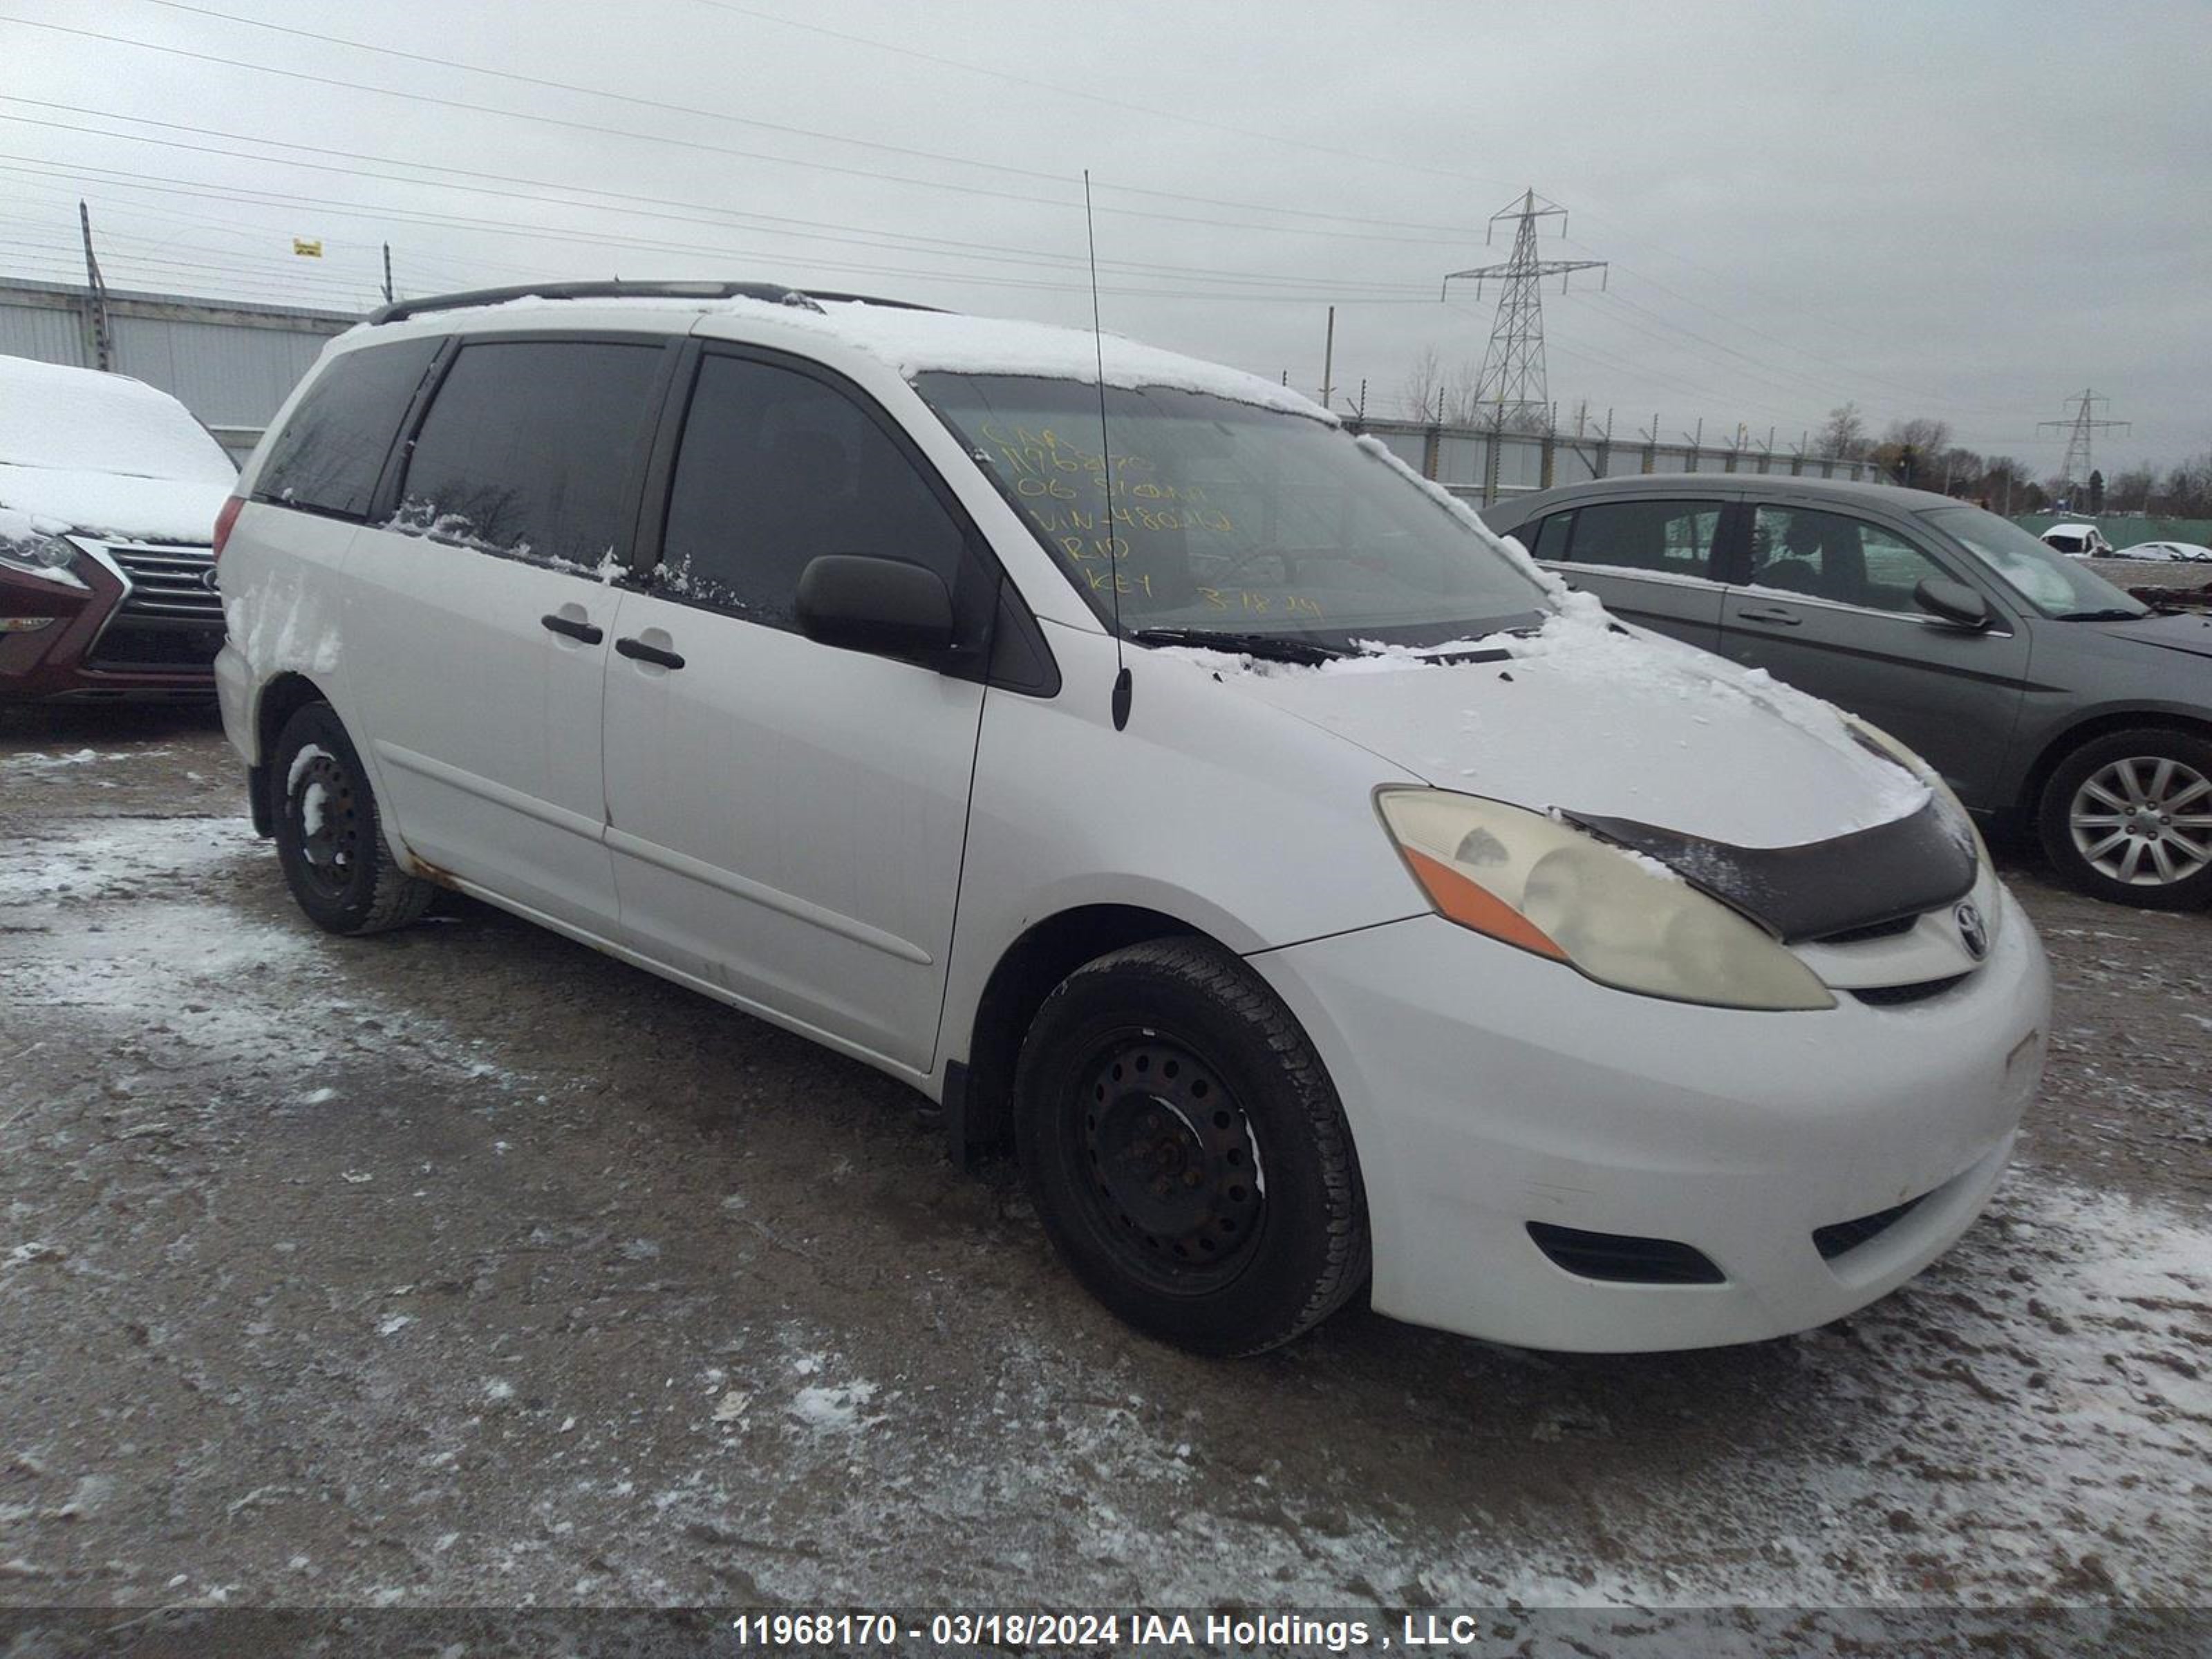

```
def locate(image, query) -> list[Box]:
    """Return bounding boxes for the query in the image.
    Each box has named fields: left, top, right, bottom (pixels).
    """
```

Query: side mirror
left=1915, top=577, right=1991, bottom=630
left=796, top=554, right=956, bottom=663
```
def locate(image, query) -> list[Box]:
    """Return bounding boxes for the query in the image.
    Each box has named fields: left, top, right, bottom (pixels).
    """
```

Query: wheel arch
left=246, top=671, right=339, bottom=837
left=2016, top=706, right=2212, bottom=819
left=947, top=903, right=1215, bottom=1163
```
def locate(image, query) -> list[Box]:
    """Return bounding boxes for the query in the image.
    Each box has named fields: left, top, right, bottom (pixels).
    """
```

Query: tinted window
left=1749, top=505, right=1951, bottom=613
left=258, top=337, right=440, bottom=518
left=1530, top=511, right=1574, bottom=561
left=1566, top=499, right=1725, bottom=578
left=394, top=340, right=663, bottom=571
left=660, top=355, right=971, bottom=630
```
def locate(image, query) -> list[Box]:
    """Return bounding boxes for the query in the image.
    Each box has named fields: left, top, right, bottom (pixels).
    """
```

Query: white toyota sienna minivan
left=214, top=281, right=2050, bottom=1357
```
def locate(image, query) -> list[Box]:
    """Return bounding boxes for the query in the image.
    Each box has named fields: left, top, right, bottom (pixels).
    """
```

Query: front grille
left=105, top=543, right=222, bottom=623
left=1814, top=914, right=1920, bottom=946
left=1850, top=975, right=1967, bottom=1007
left=1813, top=1194, right=1926, bottom=1261
left=87, top=622, right=223, bottom=668
left=1528, top=1222, right=1725, bottom=1285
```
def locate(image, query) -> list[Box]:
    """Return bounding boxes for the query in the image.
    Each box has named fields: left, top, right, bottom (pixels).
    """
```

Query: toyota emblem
left=1954, top=901, right=1989, bottom=961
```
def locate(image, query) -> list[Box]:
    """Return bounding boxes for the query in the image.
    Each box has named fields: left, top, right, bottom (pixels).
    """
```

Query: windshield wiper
left=1128, top=626, right=1350, bottom=665
left=2058, top=607, right=2148, bottom=621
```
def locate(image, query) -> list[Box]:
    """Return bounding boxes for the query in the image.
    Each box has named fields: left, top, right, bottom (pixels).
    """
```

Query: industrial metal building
left=0, top=277, right=353, bottom=465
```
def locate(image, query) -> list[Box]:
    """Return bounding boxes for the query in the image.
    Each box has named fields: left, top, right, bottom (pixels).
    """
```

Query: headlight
left=0, top=533, right=85, bottom=588
left=1376, top=788, right=1835, bottom=1011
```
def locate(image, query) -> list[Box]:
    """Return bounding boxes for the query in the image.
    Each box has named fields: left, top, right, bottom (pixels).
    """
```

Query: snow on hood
left=1155, top=603, right=1931, bottom=849
left=0, top=355, right=236, bottom=484
left=0, top=462, right=232, bottom=545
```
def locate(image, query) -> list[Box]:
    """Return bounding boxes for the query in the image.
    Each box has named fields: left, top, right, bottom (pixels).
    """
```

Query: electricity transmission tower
left=1441, top=188, right=1606, bottom=425
left=2038, top=388, right=2129, bottom=491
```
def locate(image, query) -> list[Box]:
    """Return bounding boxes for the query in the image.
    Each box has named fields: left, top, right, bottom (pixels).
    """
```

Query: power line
left=0, top=102, right=1445, bottom=296
left=0, top=158, right=1430, bottom=310
left=131, top=0, right=1488, bottom=242
left=0, top=14, right=1479, bottom=248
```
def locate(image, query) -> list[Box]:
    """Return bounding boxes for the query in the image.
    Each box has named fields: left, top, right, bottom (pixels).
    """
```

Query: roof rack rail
left=367, top=279, right=941, bottom=326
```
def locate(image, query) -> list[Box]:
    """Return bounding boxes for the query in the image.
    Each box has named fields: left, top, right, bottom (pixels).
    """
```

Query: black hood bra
left=1568, top=797, right=1978, bottom=945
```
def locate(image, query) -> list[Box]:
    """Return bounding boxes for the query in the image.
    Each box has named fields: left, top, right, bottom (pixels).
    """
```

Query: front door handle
left=541, top=613, right=603, bottom=644
left=1736, top=606, right=1803, bottom=626
left=615, top=635, right=685, bottom=671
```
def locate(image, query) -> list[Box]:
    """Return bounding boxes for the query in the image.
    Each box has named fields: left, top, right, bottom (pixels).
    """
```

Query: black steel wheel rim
left=292, top=752, right=363, bottom=901
left=1071, top=1033, right=1266, bottom=1295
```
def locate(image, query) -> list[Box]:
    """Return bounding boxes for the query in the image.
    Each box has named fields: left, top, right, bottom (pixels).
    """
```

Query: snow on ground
left=1, top=804, right=2204, bottom=1627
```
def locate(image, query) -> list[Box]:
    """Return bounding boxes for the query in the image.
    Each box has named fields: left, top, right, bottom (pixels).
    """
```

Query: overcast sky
left=3, top=0, right=2204, bottom=475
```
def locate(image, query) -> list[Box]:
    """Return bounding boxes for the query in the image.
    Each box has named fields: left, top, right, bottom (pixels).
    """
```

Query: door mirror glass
left=796, top=554, right=956, bottom=663
left=1915, top=577, right=1991, bottom=630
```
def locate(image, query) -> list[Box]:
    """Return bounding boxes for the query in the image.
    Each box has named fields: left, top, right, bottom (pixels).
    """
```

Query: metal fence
left=1349, top=416, right=1877, bottom=507
left=0, top=278, right=354, bottom=464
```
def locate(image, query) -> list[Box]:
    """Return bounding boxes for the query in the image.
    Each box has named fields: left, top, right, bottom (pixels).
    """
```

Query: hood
left=0, top=464, right=234, bottom=546
left=1160, top=603, right=1931, bottom=851
left=2074, top=608, right=2212, bottom=664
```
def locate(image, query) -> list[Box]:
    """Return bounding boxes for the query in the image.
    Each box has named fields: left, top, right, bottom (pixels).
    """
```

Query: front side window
left=1564, top=499, right=1725, bottom=580
left=258, top=337, right=440, bottom=518
left=915, top=375, right=1549, bottom=648
left=1748, top=505, right=1953, bottom=614
left=393, top=339, right=663, bottom=570
left=1925, top=505, right=2146, bottom=619
left=659, top=355, right=976, bottom=632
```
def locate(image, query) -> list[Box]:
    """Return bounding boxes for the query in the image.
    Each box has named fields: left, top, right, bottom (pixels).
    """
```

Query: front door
left=342, top=335, right=671, bottom=935
left=601, top=347, right=995, bottom=1075
left=1719, top=500, right=2029, bottom=807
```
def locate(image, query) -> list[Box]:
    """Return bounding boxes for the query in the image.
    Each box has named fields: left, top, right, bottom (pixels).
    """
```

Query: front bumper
left=1249, top=888, right=2050, bottom=1352
left=0, top=545, right=221, bottom=702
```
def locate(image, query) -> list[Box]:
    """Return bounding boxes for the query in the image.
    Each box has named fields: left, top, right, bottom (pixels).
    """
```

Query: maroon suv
left=1, top=355, right=238, bottom=702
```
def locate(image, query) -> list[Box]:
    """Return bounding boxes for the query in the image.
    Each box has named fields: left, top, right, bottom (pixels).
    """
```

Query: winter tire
left=270, top=701, right=434, bottom=935
left=1013, top=936, right=1369, bottom=1356
left=2038, top=727, right=2212, bottom=910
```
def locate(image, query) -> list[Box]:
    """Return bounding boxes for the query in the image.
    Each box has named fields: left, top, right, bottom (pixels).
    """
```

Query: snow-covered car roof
left=0, top=355, right=236, bottom=485
left=347, top=285, right=1334, bottom=424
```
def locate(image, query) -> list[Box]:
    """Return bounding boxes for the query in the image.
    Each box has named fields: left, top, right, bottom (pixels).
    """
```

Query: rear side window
left=393, top=339, right=664, bottom=571
left=658, top=353, right=974, bottom=631
left=1566, top=499, right=1725, bottom=579
left=1529, top=512, right=1574, bottom=561
left=257, top=337, right=440, bottom=519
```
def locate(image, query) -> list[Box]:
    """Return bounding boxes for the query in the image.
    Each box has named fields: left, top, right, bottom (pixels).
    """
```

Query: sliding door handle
left=615, top=635, right=686, bottom=671
left=1736, top=606, right=1803, bottom=626
left=540, top=613, right=603, bottom=644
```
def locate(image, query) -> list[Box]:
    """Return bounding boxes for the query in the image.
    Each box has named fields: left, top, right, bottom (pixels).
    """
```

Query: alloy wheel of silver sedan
left=2068, top=756, right=2212, bottom=886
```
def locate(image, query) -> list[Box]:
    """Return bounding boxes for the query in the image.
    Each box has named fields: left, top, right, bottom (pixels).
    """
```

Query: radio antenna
left=1085, top=169, right=1132, bottom=732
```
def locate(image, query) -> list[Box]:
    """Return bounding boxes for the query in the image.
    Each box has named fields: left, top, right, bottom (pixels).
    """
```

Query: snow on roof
left=395, top=292, right=1337, bottom=422
left=794, top=301, right=1337, bottom=422
left=0, top=355, right=236, bottom=486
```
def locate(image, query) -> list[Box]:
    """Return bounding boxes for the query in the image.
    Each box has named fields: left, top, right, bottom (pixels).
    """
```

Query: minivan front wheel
left=270, top=702, right=434, bottom=935
left=1013, top=937, right=1368, bottom=1356
left=2038, top=728, right=2212, bottom=910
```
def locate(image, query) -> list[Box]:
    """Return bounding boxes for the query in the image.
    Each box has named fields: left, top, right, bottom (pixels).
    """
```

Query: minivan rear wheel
left=2038, top=727, right=2212, bottom=910
left=270, top=702, right=434, bottom=935
left=1013, top=937, right=1369, bottom=1356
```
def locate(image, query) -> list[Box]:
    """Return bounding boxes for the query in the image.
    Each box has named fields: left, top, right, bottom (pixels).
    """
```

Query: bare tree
left=1819, top=402, right=1869, bottom=459
left=1401, top=346, right=1447, bottom=423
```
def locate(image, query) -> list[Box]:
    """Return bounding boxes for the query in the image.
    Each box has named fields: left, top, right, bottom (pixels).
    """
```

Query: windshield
left=1922, top=505, right=2147, bottom=619
left=915, top=375, right=1551, bottom=648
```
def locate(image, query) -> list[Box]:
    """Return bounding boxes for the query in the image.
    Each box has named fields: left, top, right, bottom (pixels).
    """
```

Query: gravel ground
left=1, top=707, right=2206, bottom=1644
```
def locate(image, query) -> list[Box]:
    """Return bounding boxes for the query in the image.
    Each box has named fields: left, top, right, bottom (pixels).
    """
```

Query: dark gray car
left=1483, top=476, right=2212, bottom=910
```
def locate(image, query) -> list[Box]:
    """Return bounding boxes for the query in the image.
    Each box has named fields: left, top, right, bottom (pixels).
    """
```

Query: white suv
left=215, top=281, right=2050, bottom=1356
